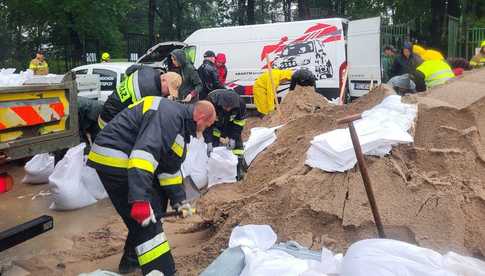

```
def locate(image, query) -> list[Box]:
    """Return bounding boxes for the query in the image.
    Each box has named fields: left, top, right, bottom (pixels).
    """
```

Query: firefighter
left=87, top=98, right=216, bottom=275
left=98, top=65, right=181, bottom=129
left=204, top=89, right=247, bottom=180
left=101, top=52, right=110, bottom=63
left=29, top=50, right=49, bottom=75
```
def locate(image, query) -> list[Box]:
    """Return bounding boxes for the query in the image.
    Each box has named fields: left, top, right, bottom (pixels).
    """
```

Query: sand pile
left=190, top=71, right=485, bottom=273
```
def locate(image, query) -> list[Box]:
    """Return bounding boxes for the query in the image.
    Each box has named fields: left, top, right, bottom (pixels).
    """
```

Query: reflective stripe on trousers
left=158, top=171, right=183, bottom=186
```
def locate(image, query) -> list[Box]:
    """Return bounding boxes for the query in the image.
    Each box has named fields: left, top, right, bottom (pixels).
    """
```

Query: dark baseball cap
left=204, top=50, right=216, bottom=58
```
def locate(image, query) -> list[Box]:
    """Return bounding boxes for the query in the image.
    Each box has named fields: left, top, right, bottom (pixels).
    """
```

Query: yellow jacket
left=29, top=58, right=49, bottom=75
left=470, top=52, right=485, bottom=66
left=253, top=69, right=293, bottom=115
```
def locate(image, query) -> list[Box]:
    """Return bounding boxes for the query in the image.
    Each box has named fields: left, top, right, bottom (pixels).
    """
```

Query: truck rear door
left=347, top=17, right=381, bottom=97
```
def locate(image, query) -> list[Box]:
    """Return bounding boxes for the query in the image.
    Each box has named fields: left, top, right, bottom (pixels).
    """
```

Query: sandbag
left=341, top=239, right=485, bottom=276
left=181, top=136, right=208, bottom=189
left=244, top=126, right=282, bottom=165
left=306, top=95, right=416, bottom=172
left=227, top=224, right=341, bottom=276
left=22, top=153, right=54, bottom=184
left=49, top=143, right=97, bottom=210
left=81, top=164, right=108, bottom=200
left=207, top=147, right=238, bottom=187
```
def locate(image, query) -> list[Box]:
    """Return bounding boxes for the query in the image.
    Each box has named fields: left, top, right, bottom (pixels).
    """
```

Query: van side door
left=347, top=17, right=381, bottom=97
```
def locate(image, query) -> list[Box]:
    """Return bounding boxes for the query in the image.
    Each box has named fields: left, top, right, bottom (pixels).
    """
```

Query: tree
left=247, top=0, right=255, bottom=24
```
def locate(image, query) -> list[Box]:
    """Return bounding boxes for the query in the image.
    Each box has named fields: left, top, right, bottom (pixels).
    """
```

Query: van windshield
left=281, top=41, right=314, bottom=57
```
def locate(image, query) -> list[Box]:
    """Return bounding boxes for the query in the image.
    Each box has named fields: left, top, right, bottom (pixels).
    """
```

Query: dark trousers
left=97, top=171, right=176, bottom=276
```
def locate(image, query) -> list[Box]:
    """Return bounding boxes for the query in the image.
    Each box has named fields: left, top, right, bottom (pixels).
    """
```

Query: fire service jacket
left=88, top=96, right=195, bottom=204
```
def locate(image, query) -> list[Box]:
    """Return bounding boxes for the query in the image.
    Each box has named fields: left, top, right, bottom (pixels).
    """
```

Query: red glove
left=131, top=201, right=156, bottom=227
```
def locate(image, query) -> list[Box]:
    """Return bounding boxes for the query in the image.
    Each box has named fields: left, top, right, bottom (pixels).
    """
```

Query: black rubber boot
left=118, top=249, right=139, bottom=274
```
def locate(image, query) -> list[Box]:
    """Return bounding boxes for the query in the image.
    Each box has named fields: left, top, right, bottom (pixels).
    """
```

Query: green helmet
left=101, top=52, right=110, bottom=61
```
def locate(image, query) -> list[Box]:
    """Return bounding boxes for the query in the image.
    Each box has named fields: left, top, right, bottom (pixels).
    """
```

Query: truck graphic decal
left=260, top=23, right=342, bottom=61
left=260, top=22, right=342, bottom=80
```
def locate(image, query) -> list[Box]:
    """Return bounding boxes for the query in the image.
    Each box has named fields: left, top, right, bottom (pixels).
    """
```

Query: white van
left=137, top=17, right=381, bottom=106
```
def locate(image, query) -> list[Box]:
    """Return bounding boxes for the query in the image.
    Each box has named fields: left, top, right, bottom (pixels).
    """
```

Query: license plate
left=354, top=82, right=370, bottom=90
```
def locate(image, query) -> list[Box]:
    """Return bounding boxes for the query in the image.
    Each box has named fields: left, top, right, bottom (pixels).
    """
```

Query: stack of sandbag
left=22, top=153, right=55, bottom=184
left=49, top=143, right=107, bottom=210
left=202, top=224, right=485, bottom=276
left=305, top=95, right=417, bottom=172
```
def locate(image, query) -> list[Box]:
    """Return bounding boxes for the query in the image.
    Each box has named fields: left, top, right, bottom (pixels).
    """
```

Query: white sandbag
left=443, top=252, right=485, bottom=276
left=341, top=239, right=456, bottom=276
left=241, top=248, right=317, bottom=276
left=244, top=125, right=283, bottom=165
left=228, top=224, right=340, bottom=276
left=181, top=136, right=208, bottom=189
left=0, top=69, right=33, bottom=86
left=22, top=153, right=55, bottom=184
left=229, top=224, right=277, bottom=250
left=49, top=143, right=97, bottom=210
left=207, top=147, right=238, bottom=187
left=81, top=164, right=108, bottom=200
left=306, top=95, right=416, bottom=172
left=79, top=270, right=121, bottom=276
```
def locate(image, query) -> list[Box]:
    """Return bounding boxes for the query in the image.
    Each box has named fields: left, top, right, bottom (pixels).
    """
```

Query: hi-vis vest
left=29, top=59, right=49, bottom=75
left=117, top=70, right=143, bottom=103
left=416, top=60, right=454, bottom=88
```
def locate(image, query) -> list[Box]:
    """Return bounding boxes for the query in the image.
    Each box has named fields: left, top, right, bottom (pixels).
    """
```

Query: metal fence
left=126, top=33, right=149, bottom=62
left=465, top=27, right=485, bottom=60
left=381, top=22, right=410, bottom=51
left=447, top=15, right=460, bottom=58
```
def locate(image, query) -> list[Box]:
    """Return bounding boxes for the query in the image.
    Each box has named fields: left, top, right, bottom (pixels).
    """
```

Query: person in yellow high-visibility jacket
left=412, top=50, right=455, bottom=92
left=253, top=69, right=293, bottom=115
left=470, top=40, right=485, bottom=67
left=29, top=51, right=49, bottom=75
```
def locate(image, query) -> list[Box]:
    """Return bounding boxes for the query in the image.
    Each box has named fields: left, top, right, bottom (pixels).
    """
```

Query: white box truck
left=137, top=17, right=382, bottom=107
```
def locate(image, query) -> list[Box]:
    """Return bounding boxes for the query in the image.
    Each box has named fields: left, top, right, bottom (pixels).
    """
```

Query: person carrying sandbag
left=87, top=97, right=216, bottom=275
left=204, top=89, right=247, bottom=180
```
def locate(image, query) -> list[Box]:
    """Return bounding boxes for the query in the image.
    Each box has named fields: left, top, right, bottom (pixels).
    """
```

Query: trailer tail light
left=0, top=173, right=13, bottom=193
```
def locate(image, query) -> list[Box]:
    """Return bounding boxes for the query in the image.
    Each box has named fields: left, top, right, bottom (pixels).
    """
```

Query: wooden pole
left=265, top=55, right=282, bottom=119
left=337, top=114, right=386, bottom=238
left=338, top=66, right=349, bottom=105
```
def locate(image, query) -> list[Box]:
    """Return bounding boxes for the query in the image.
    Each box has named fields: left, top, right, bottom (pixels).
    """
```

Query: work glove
left=174, top=202, right=195, bottom=218
left=130, top=201, right=157, bottom=227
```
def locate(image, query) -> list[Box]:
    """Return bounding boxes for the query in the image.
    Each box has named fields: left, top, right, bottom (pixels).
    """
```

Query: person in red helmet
left=215, top=53, right=227, bottom=86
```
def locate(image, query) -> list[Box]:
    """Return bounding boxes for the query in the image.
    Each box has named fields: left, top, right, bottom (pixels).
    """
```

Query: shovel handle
left=161, top=208, right=197, bottom=218
left=336, top=114, right=362, bottom=125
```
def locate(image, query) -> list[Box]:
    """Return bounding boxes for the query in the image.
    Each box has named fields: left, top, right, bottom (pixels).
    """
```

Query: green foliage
left=1, top=0, right=484, bottom=72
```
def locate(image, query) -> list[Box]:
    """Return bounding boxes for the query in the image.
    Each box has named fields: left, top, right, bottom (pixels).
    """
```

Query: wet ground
left=0, top=163, right=210, bottom=276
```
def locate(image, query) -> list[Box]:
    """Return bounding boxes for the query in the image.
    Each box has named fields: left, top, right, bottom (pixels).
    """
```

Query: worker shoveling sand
left=178, top=69, right=485, bottom=274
